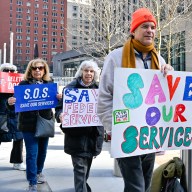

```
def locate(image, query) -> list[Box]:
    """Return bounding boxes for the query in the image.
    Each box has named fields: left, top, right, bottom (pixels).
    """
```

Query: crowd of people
left=0, top=7, right=176, bottom=192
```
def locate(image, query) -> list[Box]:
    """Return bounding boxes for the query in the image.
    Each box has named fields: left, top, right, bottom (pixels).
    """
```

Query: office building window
left=16, top=42, right=22, bottom=47
left=35, top=4, right=39, bottom=8
left=26, top=15, right=31, bottom=20
left=26, top=42, right=30, bottom=47
left=52, top=12, right=57, bottom=16
left=16, top=28, right=22, bottom=33
left=34, top=23, right=38, bottom=28
left=52, top=37, right=57, bottom=42
left=52, top=31, right=57, bottom=36
left=52, top=44, right=57, bottom=49
left=42, top=44, right=47, bottom=48
left=16, top=21, right=22, bottom=26
left=43, top=11, right=48, bottom=16
left=43, top=4, right=48, bottom=9
left=42, top=24, right=48, bottom=28
left=42, top=37, right=48, bottom=42
left=34, top=17, right=38, bottom=21
left=17, top=1, right=23, bottom=5
left=42, top=30, right=48, bottom=35
left=52, top=25, right=57, bottom=29
left=16, top=56, right=22, bottom=61
left=52, top=19, right=57, bottom=23
left=16, top=35, right=22, bottom=40
left=16, top=7, right=23, bottom=12
left=42, top=50, right=48, bottom=55
left=52, top=6, right=57, bottom=10
left=26, top=29, right=30, bottom=34
left=42, top=17, right=48, bottom=22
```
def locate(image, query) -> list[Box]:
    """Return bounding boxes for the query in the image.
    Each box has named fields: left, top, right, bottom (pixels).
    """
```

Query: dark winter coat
left=9, top=79, right=54, bottom=132
left=0, top=93, right=23, bottom=142
left=55, top=77, right=104, bottom=158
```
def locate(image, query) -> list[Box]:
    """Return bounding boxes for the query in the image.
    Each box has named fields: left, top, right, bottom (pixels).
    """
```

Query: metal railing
left=52, top=76, right=74, bottom=87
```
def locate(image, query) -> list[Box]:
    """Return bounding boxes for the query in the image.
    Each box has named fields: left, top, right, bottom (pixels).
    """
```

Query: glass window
left=43, top=4, right=48, bottom=9
left=16, top=21, right=22, bottom=26
left=16, top=35, right=22, bottom=40
left=16, top=42, right=22, bottom=47
left=26, top=42, right=30, bottom=47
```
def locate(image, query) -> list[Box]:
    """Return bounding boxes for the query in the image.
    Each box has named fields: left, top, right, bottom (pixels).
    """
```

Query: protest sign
left=14, top=83, right=58, bottom=112
left=62, top=88, right=102, bottom=128
left=112, top=68, right=192, bottom=158
left=0, top=72, right=23, bottom=93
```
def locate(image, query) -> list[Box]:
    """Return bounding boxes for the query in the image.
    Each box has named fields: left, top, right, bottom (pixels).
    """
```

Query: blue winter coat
left=0, top=93, right=23, bottom=142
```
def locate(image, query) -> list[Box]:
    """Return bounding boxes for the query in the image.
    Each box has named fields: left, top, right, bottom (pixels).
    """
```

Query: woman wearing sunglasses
left=0, top=63, right=26, bottom=171
left=7, top=58, right=60, bottom=192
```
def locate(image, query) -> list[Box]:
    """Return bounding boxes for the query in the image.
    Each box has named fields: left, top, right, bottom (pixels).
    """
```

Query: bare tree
left=66, top=0, right=192, bottom=66
left=66, top=0, right=130, bottom=61
left=141, top=0, right=192, bottom=66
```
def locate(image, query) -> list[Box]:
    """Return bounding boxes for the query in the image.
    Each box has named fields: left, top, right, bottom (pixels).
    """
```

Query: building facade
left=66, top=0, right=92, bottom=50
left=0, top=0, right=67, bottom=72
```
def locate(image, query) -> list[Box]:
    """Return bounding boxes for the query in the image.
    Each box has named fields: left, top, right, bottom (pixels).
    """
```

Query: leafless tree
left=66, top=0, right=192, bottom=66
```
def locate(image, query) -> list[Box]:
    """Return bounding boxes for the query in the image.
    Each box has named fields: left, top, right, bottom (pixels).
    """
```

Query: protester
left=0, top=63, right=26, bottom=171
left=97, top=8, right=174, bottom=192
left=7, top=58, right=60, bottom=192
left=55, top=60, right=104, bottom=192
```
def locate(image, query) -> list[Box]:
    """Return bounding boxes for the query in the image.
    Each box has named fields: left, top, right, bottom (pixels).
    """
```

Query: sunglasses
left=3, top=69, right=15, bottom=72
left=31, top=66, right=45, bottom=71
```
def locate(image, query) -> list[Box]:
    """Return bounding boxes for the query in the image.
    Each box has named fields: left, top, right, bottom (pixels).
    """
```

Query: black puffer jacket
left=55, top=77, right=104, bottom=158
left=0, top=93, right=23, bottom=142
left=16, top=79, right=53, bottom=132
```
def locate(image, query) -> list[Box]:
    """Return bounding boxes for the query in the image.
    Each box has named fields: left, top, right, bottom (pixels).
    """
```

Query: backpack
left=161, top=177, right=185, bottom=192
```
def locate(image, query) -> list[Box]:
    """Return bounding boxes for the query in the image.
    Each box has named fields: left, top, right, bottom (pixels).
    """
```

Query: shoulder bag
left=0, top=115, right=9, bottom=133
left=35, top=112, right=55, bottom=138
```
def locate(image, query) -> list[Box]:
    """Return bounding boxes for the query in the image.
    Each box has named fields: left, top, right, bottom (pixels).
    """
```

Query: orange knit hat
left=130, top=8, right=157, bottom=33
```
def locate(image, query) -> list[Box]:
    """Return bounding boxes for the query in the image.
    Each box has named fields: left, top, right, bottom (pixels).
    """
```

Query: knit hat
left=130, top=8, right=157, bottom=33
left=0, top=63, right=17, bottom=72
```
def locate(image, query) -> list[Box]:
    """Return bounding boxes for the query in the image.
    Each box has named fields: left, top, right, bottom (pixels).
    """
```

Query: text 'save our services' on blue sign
left=14, top=83, right=58, bottom=112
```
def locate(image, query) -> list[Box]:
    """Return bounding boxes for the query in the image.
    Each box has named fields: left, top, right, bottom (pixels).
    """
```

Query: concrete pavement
left=0, top=123, right=180, bottom=192
left=0, top=124, right=124, bottom=192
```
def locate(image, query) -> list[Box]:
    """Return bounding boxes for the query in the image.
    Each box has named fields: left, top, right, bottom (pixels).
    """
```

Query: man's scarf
left=122, top=37, right=160, bottom=69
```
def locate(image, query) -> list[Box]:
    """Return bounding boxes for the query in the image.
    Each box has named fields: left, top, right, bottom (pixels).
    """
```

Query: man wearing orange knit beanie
left=97, top=7, right=174, bottom=192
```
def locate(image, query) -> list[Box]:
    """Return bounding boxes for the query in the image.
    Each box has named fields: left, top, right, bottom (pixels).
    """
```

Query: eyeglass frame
left=2, top=69, right=15, bottom=73
left=31, top=66, right=45, bottom=71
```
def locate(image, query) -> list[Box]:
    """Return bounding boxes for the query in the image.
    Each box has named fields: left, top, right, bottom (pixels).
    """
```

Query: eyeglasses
left=31, top=66, right=45, bottom=71
left=3, top=69, right=15, bottom=72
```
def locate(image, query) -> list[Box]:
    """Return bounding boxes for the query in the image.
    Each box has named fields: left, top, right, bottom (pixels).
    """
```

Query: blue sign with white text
left=14, top=83, right=58, bottom=112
